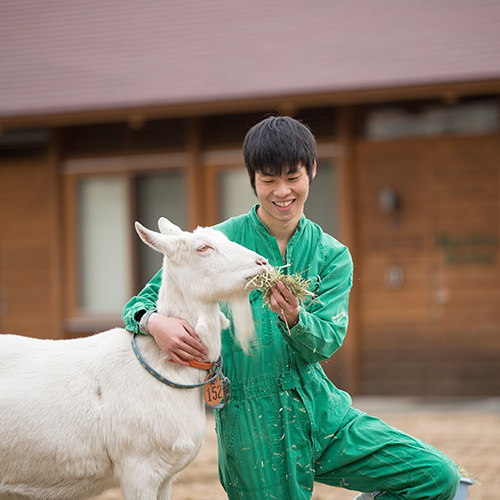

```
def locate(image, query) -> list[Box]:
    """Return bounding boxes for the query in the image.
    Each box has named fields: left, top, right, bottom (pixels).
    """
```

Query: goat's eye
left=197, top=244, right=210, bottom=253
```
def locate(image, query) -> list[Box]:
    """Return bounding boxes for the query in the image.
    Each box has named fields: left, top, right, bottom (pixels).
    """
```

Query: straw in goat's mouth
left=245, top=265, right=318, bottom=308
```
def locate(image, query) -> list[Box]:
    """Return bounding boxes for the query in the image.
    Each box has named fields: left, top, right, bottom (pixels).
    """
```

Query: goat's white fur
left=0, top=218, right=268, bottom=500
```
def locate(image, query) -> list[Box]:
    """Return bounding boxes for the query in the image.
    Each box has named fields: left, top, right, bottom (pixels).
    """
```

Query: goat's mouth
left=245, top=270, right=271, bottom=291
left=244, top=278, right=260, bottom=291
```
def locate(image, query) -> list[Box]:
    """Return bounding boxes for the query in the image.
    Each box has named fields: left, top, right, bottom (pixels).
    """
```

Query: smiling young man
left=122, top=116, right=460, bottom=499
left=251, top=163, right=316, bottom=327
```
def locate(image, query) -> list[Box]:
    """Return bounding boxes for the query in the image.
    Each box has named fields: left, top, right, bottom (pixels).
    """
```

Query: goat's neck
left=157, top=281, right=222, bottom=362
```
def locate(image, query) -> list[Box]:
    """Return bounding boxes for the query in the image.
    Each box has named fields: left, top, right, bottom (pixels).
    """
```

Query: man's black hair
left=243, top=116, right=317, bottom=194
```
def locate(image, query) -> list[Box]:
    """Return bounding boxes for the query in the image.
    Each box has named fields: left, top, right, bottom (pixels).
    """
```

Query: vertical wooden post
left=48, top=128, right=65, bottom=339
left=336, top=105, right=362, bottom=395
left=186, top=117, right=205, bottom=229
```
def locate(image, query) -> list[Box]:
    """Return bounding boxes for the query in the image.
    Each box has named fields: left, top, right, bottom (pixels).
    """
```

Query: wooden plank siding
left=1, top=109, right=499, bottom=397
left=0, top=155, right=63, bottom=339
left=355, top=136, right=500, bottom=396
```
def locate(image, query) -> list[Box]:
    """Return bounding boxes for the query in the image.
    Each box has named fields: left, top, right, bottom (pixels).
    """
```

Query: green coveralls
left=122, top=206, right=460, bottom=500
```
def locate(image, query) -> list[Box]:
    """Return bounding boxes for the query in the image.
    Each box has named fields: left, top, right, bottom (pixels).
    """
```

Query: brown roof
left=1, top=0, right=500, bottom=122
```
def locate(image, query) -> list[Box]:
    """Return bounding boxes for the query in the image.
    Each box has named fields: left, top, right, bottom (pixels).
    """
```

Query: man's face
left=254, top=163, right=316, bottom=227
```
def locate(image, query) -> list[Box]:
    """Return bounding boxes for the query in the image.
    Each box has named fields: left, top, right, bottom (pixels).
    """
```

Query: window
left=67, top=166, right=187, bottom=328
left=77, top=176, right=130, bottom=314
left=305, top=159, right=338, bottom=236
left=218, top=168, right=256, bottom=221
left=364, top=97, right=499, bottom=141
left=135, top=172, right=186, bottom=287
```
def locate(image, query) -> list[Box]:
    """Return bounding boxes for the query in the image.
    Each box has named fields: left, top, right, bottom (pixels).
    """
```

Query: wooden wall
left=355, top=135, right=500, bottom=396
left=0, top=155, right=63, bottom=338
left=1, top=113, right=499, bottom=397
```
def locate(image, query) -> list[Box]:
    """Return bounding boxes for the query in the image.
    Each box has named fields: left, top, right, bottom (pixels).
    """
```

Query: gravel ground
left=92, top=397, right=500, bottom=500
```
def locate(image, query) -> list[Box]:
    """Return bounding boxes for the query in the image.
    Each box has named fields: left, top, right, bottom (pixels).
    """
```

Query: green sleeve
left=121, top=269, right=162, bottom=333
left=276, top=246, right=353, bottom=364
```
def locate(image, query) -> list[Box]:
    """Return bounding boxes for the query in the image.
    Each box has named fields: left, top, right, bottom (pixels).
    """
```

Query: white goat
left=0, top=218, right=269, bottom=500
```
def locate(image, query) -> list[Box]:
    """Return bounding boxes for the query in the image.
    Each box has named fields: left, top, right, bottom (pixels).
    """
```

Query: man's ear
left=247, top=168, right=257, bottom=196
left=246, top=169, right=252, bottom=181
left=311, top=161, right=317, bottom=181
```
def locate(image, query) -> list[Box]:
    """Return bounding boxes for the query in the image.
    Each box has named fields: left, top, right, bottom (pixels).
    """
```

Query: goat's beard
left=229, top=296, right=255, bottom=353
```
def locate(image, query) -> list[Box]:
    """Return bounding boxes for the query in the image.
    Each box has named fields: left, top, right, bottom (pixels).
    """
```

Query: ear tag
left=204, top=373, right=230, bottom=409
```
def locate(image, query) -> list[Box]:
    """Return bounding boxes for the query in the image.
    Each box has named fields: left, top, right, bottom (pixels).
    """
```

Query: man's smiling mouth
left=273, top=200, right=294, bottom=208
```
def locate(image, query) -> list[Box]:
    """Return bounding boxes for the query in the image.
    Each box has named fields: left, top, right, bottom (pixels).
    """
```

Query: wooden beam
left=1, top=79, right=499, bottom=130
left=47, top=129, right=65, bottom=339
left=336, top=105, right=363, bottom=395
left=186, top=117, right=204, bottom=229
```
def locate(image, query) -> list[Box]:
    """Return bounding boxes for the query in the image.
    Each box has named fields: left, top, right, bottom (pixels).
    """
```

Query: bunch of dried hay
left=246, top=265, right=318, bottom=308
left=459, top=466, right=480, bottom=485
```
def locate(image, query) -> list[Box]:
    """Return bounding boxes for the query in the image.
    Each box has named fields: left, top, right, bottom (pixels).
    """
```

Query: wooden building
left=1, top=0, right=499, bottom=396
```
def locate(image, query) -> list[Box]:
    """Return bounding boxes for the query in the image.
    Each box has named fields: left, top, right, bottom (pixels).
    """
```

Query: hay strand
left=246, top=265, right=318, bottom=308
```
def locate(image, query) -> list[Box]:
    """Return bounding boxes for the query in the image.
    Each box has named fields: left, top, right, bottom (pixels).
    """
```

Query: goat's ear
left=135, top=222, right=174, bottom=255
left=158, top=217, right=184, bottom=236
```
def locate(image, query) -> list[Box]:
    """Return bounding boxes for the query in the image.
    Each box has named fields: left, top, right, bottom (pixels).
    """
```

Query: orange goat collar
left=179, top=358, right=216, bottom=370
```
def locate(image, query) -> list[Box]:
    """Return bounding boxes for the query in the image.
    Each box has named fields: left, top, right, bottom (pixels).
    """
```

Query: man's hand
left=269, top=281, right=300, bottom=328
left=146, top=313, right=208, bottom=365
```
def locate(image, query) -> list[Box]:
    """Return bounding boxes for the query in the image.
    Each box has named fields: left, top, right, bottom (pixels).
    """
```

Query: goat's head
left=135, top=218, right=269, bottom=303
left=136, top=219, right=270, bottom=352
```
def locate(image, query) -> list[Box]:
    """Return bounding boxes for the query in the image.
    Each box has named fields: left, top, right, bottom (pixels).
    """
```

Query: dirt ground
left=92, top=397, right=500, bottom=500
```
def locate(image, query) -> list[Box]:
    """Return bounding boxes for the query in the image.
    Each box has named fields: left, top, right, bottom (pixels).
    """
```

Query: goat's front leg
left=120, top=461, right=171, bottom=500
left=121, top=481, right=164, bottom=500
left=157, top=477, right=173, bottom=500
